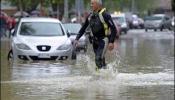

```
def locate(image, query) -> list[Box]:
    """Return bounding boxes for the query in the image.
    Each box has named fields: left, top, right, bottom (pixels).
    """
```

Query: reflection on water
left=1, top=30, right=174, bottom=100
left=1, top=72, right=174, bottom=100
left=117, top=33, right=174, bottom=73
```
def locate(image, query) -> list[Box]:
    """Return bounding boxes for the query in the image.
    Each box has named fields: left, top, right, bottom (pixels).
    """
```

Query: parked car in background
left=131, top=14, right=140, bottom=29
left=153, top=14, right=171, bottom=30
left=63, top=23, right=88, bottom=52
left=171, top=17, right=175, bottom=31
left=144, top=16, right=158, bottom=32
left=9, top=17, right=76, bottom=61
left=129, top=14, right=144, bottom=29
left=144, top=14, right=171, bottom=32
left=164, top=16, right=175, bottom=31
left=111, top=13, right=129, bottom=34
left=111, top=16, right=121, bottom=38
left=138, top=18, right=144, bottom=29
left=124, top=12, right=133, bottom=29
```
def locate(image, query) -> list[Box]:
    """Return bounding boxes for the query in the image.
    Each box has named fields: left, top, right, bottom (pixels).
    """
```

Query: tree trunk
left=18, top=0, right=23, bottom=17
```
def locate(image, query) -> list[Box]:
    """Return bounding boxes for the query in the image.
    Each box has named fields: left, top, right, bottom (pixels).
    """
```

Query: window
left=20, top=22, right=65, bottom=36
left=63, top=24, right=81, bottom=35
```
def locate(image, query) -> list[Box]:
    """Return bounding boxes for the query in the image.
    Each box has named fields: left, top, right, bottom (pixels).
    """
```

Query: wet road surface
left=1, top=29, right=174, bottom=100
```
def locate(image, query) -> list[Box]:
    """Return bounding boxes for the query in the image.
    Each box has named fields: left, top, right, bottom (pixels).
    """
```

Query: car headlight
left=172, top=21, right=174, bottom=26
left=133, top=21, right=138, bottom=24
left=57, top=44, right=71, bottom=50
left=16, top=43, right=31, bottom=50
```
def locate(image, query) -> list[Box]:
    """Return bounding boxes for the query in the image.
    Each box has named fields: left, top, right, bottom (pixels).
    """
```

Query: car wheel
left=124, top=30, right=127, bottom=34
left=140, top=25, right=144, bottom=29
left=168, top=27, right=171, bottom=30
left=145, top=29, right=148, bottom=32
left=7, top=50, right=13, bottom=61
left=160, top=26, right=163, bottom=31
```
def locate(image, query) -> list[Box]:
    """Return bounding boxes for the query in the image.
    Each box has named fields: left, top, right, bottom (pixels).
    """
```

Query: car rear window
left=145, top=16, right=163, bottom=21
left=112, top=16, right=125, bottom=24
left=19, top=22, right=65, bottom=36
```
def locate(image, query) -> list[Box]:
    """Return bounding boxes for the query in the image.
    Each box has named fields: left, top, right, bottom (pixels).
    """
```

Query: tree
left=7, top=0, right=39, bottom=12
left=172, top=0, right=175, bottom=12
left=102, top=0, right=155, bottom=16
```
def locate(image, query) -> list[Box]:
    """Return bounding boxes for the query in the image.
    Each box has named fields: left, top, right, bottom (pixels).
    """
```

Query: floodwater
left=1, top=30, right=174, bottom=100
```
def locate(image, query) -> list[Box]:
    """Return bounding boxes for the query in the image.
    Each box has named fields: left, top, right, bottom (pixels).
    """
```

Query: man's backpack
left=88, top=8, right=110, bottom=36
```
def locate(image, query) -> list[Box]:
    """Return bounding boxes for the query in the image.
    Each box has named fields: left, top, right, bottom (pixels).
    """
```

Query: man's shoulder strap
left=98, top=8, right=109, bottom=36
left=98, top=8, right=106, bottom=23
left=99, top=8, right=106, bottom=14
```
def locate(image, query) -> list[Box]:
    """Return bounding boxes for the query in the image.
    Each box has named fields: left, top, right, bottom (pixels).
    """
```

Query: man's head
left=91, top=0, right=103, bottom=12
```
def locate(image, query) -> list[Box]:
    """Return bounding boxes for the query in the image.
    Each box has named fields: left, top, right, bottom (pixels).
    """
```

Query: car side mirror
left=67, top=30, right=70, bottom=37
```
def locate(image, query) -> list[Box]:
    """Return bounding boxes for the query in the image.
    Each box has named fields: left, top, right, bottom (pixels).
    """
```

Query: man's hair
left=92, top=0, right=103, bottom=5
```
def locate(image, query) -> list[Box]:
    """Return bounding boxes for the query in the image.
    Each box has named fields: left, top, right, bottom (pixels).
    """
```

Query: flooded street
left=1, top=29, right=174, bottom=100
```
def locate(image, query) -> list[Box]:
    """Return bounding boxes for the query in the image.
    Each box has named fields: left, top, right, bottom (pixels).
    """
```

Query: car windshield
left=63, top=24, right=81, bottom=35
left=145, top=16, right=163, bottom=21
left=19, top=22, right=65, bottom=36
left=112, top=16, right=125, bottom=24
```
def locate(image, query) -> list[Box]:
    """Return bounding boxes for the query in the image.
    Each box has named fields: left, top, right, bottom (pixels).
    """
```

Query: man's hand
left=73, top=40, right=78, bottom=47
left=108, top=43, right=114, bottom=51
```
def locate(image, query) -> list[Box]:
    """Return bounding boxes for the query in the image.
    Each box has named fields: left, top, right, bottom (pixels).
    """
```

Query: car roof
left=63, top=23, right=81, bottom=25
left=20, top=17, right=61, bottom=23
left=152, top=14, right=165, bottom=17
left=111, top=13, right=125, bottom=17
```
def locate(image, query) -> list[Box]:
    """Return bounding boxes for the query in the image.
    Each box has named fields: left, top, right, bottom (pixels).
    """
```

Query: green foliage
left=103, top=0, right=155, bottom=12
left=7, top=0, right=40, bottom=11
left=51, top=0, right=63, bottom=4
left=7, top=0, right=64, bottom=11
left=136, top=0, right=155, bottom=11
left=6, top=0, right=159, bottom=16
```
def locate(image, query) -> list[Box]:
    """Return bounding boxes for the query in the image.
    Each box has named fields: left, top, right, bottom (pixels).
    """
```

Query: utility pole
left=40, top=0, right=44, bottom=16
left=75, top=0, right=80, bottom=22
left=75, top=0, right=84, bottom=22
left=18, top=0, right=23, bottom=17
left=64, top=0, right=68, bottom=22
left=131, top=0, right=135, bottom=13
left=57, top=4, right=59, bottom=19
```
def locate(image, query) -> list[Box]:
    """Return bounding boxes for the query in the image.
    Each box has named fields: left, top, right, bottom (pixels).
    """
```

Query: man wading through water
left=74, top=0, right=118, bottom=70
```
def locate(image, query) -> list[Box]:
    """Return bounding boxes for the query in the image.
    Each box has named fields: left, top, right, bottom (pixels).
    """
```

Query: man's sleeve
left=103, top=13, right=117, bottom=43
left=75, top=15, right=90, bottom=40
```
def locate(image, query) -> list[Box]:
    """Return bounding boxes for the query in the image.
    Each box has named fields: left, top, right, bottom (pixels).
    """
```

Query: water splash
left=84, top=50, right=122, bottom=80
left=1, top=72, right=174, bottom=87
left=116, top=72, right=174, bottom=86
left=3, top=48, right=174, bottom=87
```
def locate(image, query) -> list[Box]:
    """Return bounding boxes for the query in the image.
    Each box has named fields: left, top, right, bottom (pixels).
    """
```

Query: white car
left=63, top=23, right=88, bottom=52
left=9, top=17, right=76, bottom=61
left=144, top=14, right=170, bottom=32
left=111, top=13, right=129, bottom=34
